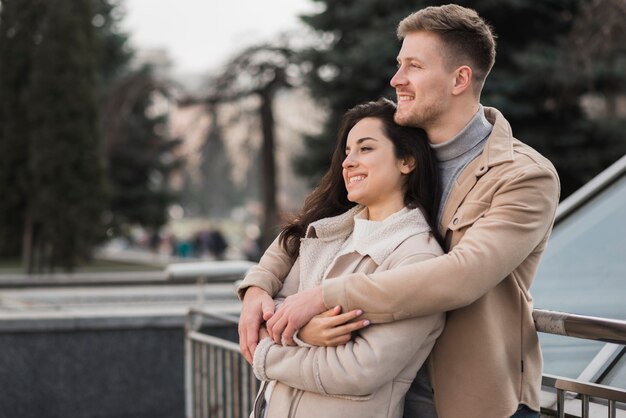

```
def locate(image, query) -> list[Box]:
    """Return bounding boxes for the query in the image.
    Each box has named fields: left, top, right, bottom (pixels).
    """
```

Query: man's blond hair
left=398, top=4, right=496, bottom=92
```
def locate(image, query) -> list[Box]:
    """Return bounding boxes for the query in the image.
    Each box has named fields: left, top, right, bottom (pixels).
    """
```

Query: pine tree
left=93, top=2, right=182, bottom=240
left=0, top=0, right=47, bottom=258
left=0, top=0, right=175, bottom=269
left=103, top=68, right=183, bottom=236
left=91, top=0, right=132, bottom=87
left=476, top=0, right=626, bottom=197
left=25, top=0, right=107, bottom=272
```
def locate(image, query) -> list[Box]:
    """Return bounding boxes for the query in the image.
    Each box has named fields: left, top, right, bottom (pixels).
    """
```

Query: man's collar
left=479, top=106, right=515, bottom=170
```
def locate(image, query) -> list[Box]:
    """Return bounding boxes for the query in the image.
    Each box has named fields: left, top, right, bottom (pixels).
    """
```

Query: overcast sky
left=121, top=0, right=317, bottom=74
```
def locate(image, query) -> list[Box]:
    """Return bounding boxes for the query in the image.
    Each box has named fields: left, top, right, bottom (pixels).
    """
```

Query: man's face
left=390, top=31, right=456, bottom=130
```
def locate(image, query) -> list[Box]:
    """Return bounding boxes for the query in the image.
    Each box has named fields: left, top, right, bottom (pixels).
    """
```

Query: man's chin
left=394, top=111, right=417, bottom=127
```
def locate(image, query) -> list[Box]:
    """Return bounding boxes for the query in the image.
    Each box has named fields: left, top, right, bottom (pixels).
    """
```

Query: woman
left=243, top=98, right=444, bottom=418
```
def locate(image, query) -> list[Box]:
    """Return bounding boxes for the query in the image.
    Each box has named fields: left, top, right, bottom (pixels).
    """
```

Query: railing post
left=608, top=400, right=616, bottom=418
left=185, top=312, right=194, bottom=418
left=557, top=388, right=565, bottom=418
left=581, top=394, right=589, bottom=418
left=202, top=343, right=208, bottom=418
left=209, top=344, right=217, bottom=417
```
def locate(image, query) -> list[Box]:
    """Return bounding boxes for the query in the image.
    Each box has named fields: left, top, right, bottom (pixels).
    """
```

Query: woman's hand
left=298, top=306, right=370, bottom=347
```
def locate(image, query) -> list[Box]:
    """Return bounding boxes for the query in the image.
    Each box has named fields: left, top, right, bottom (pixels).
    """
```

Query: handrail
left=166, top=260, right=255, bottom=281
left=543, top=374, right=626, bottom=403
left=188, top=307, right=240, bottom=325
left=188, top=330, right=240, bottom=352
left=187, top=306, right=626, bottom=345
left=533, top=309, right=626, bottom=345
left=533, top=309, right=626, bottom=417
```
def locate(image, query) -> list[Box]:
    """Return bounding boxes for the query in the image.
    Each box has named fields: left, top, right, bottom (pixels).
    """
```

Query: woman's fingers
left=329, top=318, right=370, bottom=338
left=327, top=309, right=363, bottom=326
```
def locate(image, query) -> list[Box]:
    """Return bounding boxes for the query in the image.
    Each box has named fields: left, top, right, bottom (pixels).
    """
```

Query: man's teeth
left=349, top=175, right=366, bottom=183
left=398, top=95, right=413, bottom=102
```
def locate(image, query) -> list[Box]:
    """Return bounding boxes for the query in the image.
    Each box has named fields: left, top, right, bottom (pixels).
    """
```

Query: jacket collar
left=350, top=208, right=430, bottom=265
left=475, top=107, right=515, bottom=173
left=299, top=206, right=431, bottom=290
left=305, top=205, right=362, bottom=241
left=306, top=206, right=430, bottom=262
left=439, top=107, right=515, bottom=232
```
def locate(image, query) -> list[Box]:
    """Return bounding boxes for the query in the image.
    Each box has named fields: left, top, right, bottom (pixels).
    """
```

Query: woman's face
left=342, top=117, right=414, bottom=220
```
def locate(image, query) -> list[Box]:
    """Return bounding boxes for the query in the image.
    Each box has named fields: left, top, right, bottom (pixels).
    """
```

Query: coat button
left=453, top=218, right=459, bottom=225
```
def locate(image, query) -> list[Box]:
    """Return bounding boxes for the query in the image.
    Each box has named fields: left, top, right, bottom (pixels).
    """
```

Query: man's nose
left=390, top=67, right=407, bottom=88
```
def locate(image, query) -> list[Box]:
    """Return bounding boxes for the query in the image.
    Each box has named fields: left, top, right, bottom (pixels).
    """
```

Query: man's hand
left=266, top=286, right=326, bottom=345
left=298, top=306, right=369, bottom=347
left=259, top=325, right=270, bottom=341
left=238, top=286, right=275, bottom=364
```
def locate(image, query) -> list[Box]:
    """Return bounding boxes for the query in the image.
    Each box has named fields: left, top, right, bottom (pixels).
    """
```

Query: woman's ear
left=400, top=157, right=416, bottom=174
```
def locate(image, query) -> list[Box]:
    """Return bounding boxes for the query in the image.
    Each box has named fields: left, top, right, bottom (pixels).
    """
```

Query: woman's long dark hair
left=279, top=98, right=442, bottom=260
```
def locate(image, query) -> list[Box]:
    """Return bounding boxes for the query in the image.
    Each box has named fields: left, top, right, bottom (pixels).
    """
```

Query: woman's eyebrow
left=346, top=137, right=378, bottom=150
left=356, top=137, right=378, bottom=144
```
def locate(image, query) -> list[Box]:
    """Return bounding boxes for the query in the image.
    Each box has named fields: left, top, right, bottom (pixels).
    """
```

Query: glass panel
left=600, top=350, right=626, bottom=390
left=533, top=172, right=626, bottom=379
left=539, top=334, right=605, bottom=379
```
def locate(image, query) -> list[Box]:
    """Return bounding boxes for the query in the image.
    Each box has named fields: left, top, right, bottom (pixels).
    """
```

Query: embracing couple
left=237, top=4, right=560, bottom=418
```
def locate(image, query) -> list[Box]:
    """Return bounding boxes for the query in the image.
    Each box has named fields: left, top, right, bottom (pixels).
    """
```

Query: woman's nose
left=342, top=153, right=357, bottom=168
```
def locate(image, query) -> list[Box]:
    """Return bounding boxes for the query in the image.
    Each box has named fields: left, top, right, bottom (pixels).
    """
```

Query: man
left=238, top=4, right=560, bottom=418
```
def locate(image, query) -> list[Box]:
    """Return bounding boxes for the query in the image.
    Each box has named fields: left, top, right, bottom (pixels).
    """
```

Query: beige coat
left=248, top=207, right=444, bottom=418
left=239, top=107, right=560, bottom=418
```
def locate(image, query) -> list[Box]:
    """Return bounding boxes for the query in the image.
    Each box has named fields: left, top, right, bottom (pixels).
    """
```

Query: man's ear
left=400, top=157, right=416, bottom=174
left=452, top=65, right=472, bottom=96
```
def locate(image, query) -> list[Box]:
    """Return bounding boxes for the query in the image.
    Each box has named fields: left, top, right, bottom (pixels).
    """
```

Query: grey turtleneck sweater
left=430, top=105, right=493, bottom=225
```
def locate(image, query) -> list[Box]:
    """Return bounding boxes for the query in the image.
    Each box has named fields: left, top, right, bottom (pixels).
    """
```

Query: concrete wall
left=0, top=320, right=238, bottom=418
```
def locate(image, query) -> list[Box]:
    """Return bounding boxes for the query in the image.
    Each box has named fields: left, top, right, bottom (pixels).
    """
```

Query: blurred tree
left=0, top=0, right=181, bottom=270
left=198, top=104, right=240, bottom=217
left=90, top=0, right=132, bottom=87
left=298, top=0, right=626, bottom=197
left=0, top=0, right=46, bottom=259
left=94, top=2, right=183, bottom=240
left=102, top=68, right=183, bottom=237
left=23, top=0, right=107, bottom=272
left=480, top=0, right=626, bottom=197
left=202, top=44, right=300, bottom=250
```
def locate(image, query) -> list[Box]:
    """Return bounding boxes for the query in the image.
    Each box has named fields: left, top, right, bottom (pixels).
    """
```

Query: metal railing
left=185, top=308, right=626, bottom=418
left=533, top=309, right=626, bottom=417
left=185, top=308, right=259, bottom=418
